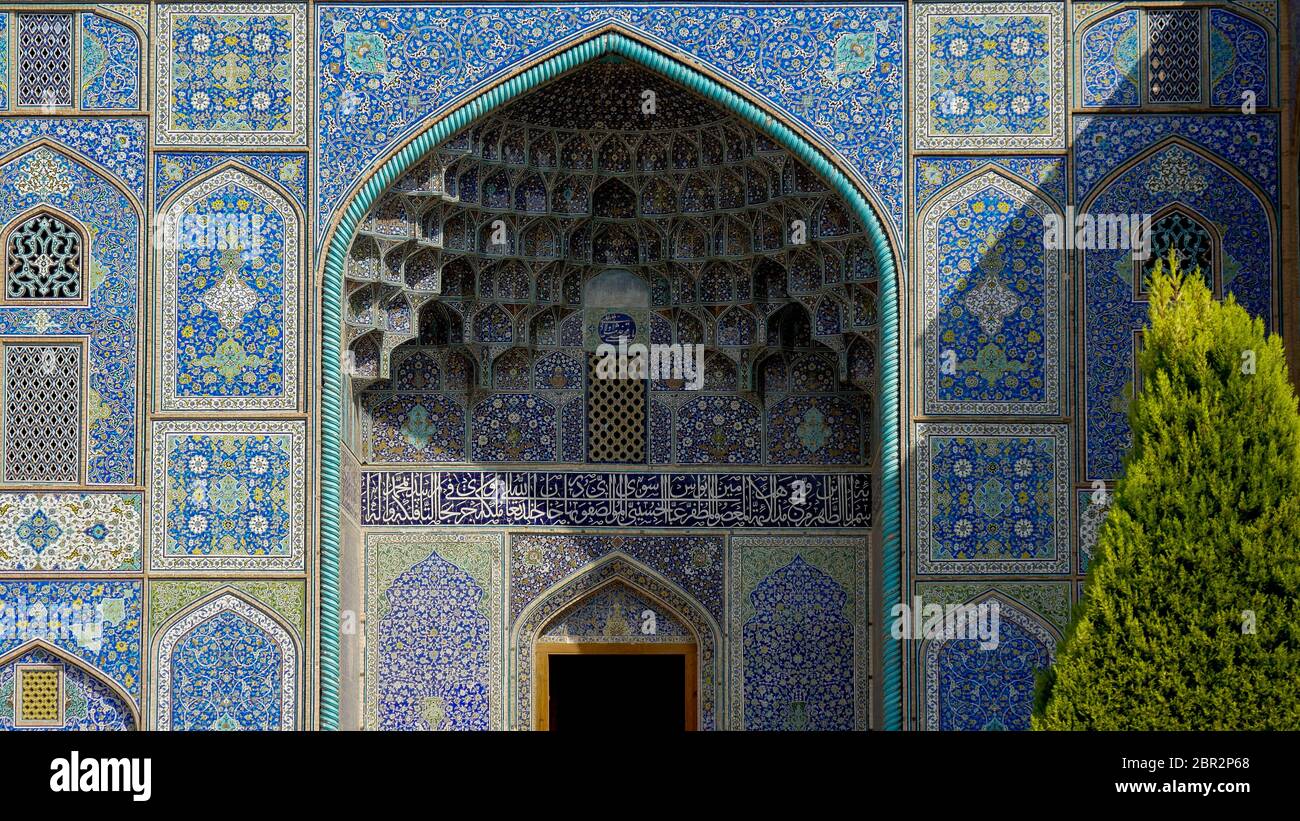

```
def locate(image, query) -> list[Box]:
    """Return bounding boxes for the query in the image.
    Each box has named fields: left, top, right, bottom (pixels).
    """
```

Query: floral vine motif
left=201, top=248, right=260, bottom=331
left=1144, top=146, right=1210, bottom=197
left=15, top=148, right=73, bottom=197
left=963, top=241, right=1021, bottom=336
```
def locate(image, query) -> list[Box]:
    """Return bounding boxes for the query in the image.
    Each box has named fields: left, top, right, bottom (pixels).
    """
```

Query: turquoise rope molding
left=319, top=30, right=903, bottom=731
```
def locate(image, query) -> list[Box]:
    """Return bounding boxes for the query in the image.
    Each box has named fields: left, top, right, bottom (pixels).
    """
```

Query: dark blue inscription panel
left=360, top=471, right=872, bottom=529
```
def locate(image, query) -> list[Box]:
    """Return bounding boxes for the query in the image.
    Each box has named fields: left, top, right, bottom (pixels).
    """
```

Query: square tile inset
left=913, top=3, right=1065, bottom=150
left=150, top=419, right=305, bottom=571
left=916, top=422, right=1070, bottom=574
left=155, top=4, right=307, bottom=145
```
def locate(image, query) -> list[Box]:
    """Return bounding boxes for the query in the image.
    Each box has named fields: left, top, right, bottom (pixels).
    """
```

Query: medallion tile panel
left=149, top=420, right=306, bottom=571
left=765, top=394, right=865, bottom=465
left=159, top=167, right=300, bottom=411
left=155, top=3, right=308, bottom=146
left=921, top=170, right=1063, bottom=416
left=0, top=492, right=142, bottom=572
left=368, top=393, right=467, bottom=463
left=912, top=3, right=1065, bottom=150
left=916, top=422, right=1070, bottom=575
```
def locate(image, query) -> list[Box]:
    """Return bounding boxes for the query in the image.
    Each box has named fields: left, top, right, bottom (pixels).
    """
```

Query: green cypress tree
left=1035, top=253, right=1300, bottom=729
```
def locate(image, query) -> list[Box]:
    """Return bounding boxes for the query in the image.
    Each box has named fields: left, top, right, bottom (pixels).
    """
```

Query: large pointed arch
left=318, top=27, right=904, bottom=730
left=511, top=551, right=722, bottom=731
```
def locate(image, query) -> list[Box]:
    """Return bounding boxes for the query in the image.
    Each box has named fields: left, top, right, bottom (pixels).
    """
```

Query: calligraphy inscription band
left=361, top=470, right=872, bottom=529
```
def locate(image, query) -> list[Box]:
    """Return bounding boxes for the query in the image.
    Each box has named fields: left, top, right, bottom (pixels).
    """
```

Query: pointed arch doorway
left=530, top=574, right=702, bottom=731
left=537, top=643, right=698, bottom=731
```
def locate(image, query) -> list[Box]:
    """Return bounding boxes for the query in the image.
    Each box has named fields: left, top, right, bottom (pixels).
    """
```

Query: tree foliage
left=1035, top=254, right=1300, bottom=729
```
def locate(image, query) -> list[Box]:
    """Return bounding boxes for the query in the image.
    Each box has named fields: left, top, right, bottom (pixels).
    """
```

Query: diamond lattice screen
left=3, top=343, right=82, bottom=482
left=586, top=354, right=646, bottom=464
left=18, top=667, right=61, bottom=724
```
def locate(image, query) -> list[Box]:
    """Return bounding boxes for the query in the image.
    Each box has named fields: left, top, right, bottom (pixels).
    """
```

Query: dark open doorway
left=537, top=643, right=697, bottom=731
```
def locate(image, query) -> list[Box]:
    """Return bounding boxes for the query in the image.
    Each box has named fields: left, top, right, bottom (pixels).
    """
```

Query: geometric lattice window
left=2, top=343, right=82, bottom=483
left=586, top=354, right=646, bottom=464
left=1148, top=9, right=1202, bottom=104
left=15, top=665, right=64, bottom=727
left=16, top=13, right=74, bottom=109
left=4, top=212, right=85, bottom=301
left=1137, top=210, right=1215, bottom=297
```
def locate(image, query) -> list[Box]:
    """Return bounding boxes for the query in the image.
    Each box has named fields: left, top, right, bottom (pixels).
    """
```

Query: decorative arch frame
left=1076, top=135, right=1278, bottom=296
left=0, top=638, right=140, bottom=730
left=1072, top=2, right=1280, bottom=111
left=919, top=591, right=1061, bottom=732
left=318, top=27, right=904, bottom=730
left=916, top=165, right=1066, bottom=417
left=153, top=590, right=301, bottom=731
left=155, top=163, right=304, bottom=412
left=0, top=137, right=146, bottom=216
left=511, top=551, right=721, bottom=731
left=1075, top=135, right=1279, bottom=480
left=0, top=203, right=91, bottom=306
left=0, top=138, right=146, bottom=486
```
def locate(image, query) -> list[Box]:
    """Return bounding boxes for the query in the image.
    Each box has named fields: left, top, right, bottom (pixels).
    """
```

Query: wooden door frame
left=534, top=642, right=698, bottom=731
